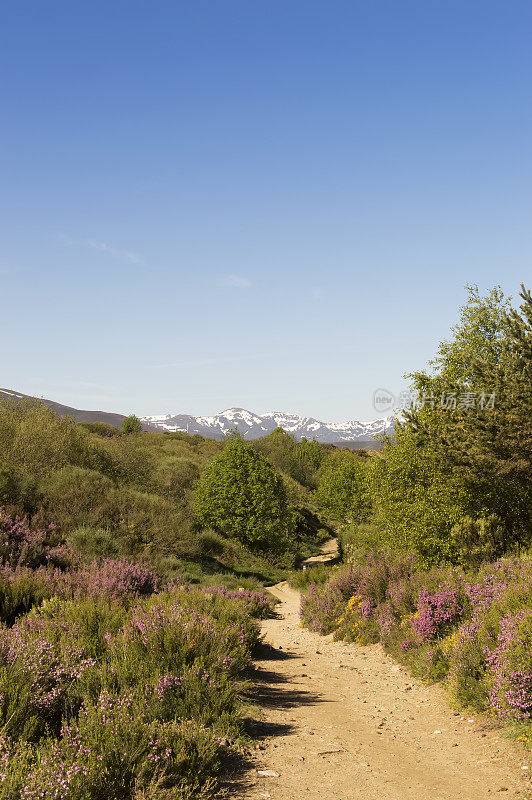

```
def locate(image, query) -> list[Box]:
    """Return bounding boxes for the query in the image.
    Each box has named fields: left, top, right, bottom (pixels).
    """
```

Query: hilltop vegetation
left=0, top=400, right=343, bottom=587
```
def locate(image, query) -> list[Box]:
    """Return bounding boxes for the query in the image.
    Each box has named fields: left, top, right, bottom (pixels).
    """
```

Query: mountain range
left=141, top=407, right=395, bottom=443
left=0, top=389, right=394, bottom=445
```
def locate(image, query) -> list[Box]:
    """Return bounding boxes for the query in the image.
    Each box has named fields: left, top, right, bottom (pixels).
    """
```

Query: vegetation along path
left=234, top=561, right=528, bottom=798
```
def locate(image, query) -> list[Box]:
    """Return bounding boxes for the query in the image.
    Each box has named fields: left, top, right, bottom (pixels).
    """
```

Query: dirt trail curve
left=230, top=542, right=528, bottom=800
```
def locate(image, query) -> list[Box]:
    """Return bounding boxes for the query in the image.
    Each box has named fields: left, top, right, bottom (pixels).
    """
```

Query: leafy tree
left=315, top=450, right=368, bottom=521
left=360, top=286, right=515, bottom=565
left=193, top=435, right=293, bottom=549
left=438, top=283, right=532, bottom=551
left=408, top=284, right=511, bottom=389
left=365, top=424, right=469, bottom=564
left=122, top=415, right=142, bottom=435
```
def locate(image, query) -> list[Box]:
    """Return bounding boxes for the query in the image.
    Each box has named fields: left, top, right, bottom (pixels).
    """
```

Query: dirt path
left=233, top=577, right=529, bottom=800
left=300, top=537, right=339, bottom=567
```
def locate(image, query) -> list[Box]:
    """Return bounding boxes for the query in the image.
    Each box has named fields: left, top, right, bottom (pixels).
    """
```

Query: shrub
left=0, top=465, right=20, bottom=507
left=488, top=610, right=532, bottom=721
left=0, top=571, right=272, bottom=798
left=0, top=400, right=100, bottom=479
left=38, top=467, right=118, bottom=531
left=122, top=415, right=142, bottom=435
left=300, top=566, right=360, bottom=634
left=6, top=698, right=219, bottom=800
left=78, top=421, right=122, bottom=438
left=254, top=429, right=324, bottom=489
left=0, top=508, right=67, bottom=570
left=196, top=530, right=227, bottom=558
left=289, top=564, right=332, bottom=591
left=339, top=522, right=382, bottom=565
left=76, top=558, right=159, bottom=600
left=0, top=569, right=56, bottom=624
left=193, top=435, right=293, bottom=550
left=0, top=614, right=97, bottom=738
left=67, top=526, right=118, bottom=562
left=154, top=457, right=200, bottom=500
left=451, top=514, right=510, bottom=567
left=315, top=450, right=367, bottom=521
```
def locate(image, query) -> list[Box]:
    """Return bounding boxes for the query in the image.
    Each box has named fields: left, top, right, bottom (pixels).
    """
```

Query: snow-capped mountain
left=141, top=408, right=395, bottom=442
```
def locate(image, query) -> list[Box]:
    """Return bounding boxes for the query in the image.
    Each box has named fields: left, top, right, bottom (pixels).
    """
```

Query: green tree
left=439, top=283, right=532, bottom=552
left=122, top=415, right=142, bottom=435
left=193, top=435, right=293, bottom=549
left=409, top=284, right=511, bottom=389
left=367, top=284, right=531, bottom=565
left=315, top=450, right=367, bottom=521
left=365, top=424, right=469, bottom=564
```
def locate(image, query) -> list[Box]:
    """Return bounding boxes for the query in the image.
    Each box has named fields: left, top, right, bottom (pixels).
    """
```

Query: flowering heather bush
left=400, top=582, right=465, bottom=650
left=0, top=526, right=272, bottom=800
left=199, top=585, right=272, bottom=619
left=0, top=509, right=68, bottom=571
left=105, top=592, right=257, bottom=688
left=487, top=610, right=532, bottom=721
left=300, top=566, right=359, bottom=634
left=76, top=558, right=159, bottom=600
left=0, top=615, right=98, bottom=738
left=356, top=551, right=417, bottom=606
left=300, top=551, right=532, bottom=735
left=0, top=694, right=219, bottom=800
left=0, top=558, right=160, bottom=626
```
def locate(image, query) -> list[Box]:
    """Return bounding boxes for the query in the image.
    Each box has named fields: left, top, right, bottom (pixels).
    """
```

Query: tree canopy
left=193, top=434, right=294, bottom=549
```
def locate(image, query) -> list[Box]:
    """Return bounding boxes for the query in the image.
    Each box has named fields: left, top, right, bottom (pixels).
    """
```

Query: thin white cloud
left=84, top=239, right=142, bottom=264
left=57, top=235, right=142, bottom=264
left=219, top=273, right=252, bottom=289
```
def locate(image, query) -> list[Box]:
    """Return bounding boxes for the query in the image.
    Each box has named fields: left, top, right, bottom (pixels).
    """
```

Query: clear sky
left=1, top=1, right=531, bottom=422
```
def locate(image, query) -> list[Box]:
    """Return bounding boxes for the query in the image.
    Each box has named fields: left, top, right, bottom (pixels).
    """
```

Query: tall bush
left=193, top=435, right=293, bottom=549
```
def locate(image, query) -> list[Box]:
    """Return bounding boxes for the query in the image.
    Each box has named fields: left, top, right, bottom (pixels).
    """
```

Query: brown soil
left=228, top=544, right=529, bottom=800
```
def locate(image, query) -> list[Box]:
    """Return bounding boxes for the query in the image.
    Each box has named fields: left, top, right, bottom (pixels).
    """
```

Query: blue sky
left=1, top=1, right=531, bottom=421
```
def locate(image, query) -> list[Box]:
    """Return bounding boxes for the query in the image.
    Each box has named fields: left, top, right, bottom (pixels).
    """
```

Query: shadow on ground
left=215, top=641, right=323, bottom=797
left=253, top=640, right=294, bottom=661
left=246, top=666, right=323, bottom=710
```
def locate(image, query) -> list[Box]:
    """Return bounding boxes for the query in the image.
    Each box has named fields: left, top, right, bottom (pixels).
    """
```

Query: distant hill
left=0, top=388, right=160, bottom=432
